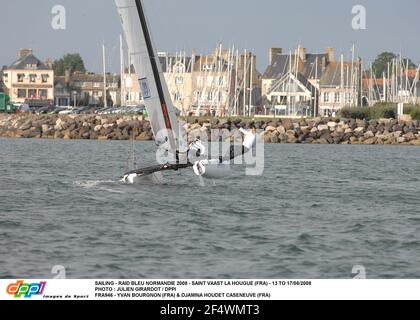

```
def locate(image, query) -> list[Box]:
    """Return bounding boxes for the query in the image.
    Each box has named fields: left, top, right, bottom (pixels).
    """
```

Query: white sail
left=115, top=0, right=187, bottom=162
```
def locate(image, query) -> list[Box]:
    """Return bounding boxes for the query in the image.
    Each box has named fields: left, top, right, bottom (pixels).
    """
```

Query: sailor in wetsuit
left=192, top=126, right=257, bottom=177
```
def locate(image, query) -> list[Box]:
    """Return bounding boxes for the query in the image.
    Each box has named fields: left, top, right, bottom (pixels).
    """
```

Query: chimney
left=18, top=49, right=33, bottom=59
left=298, top=47, right=307, bottom=62
left=269, top=47, right=283, bottom=65
left=44, top=58, right=54, bottom=69
left=325, top=47, right=334, bottom=62
left=64, top=70, right=71, bottom=85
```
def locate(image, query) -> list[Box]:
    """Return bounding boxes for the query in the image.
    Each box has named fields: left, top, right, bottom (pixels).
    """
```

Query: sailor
left=193, top=127, right=257, bottom=177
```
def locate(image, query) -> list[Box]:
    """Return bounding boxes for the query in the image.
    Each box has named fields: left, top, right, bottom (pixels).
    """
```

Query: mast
left=249, top=53, right=254, bottom=117
left=103, top=43, right=107, bottom=108
left=127, top=48, right=131, bottom=104
left=386, top=62, right=390, bottom=102
left=120, top=34, right=125, bottom=107
left=350, top=43, right=355, bottom=106
left=234, top=49, right=239, bottom=116
left=243, top=49, right=247, bottom=117
left=115, top=0, right=187, bottom=159
left=340, top=53, right=344, bottom=109
left=383, top=72, right=387, bottom=102
left=314, top=56, right=318, bottom=116
left=135, top=0, right=172, bottom=131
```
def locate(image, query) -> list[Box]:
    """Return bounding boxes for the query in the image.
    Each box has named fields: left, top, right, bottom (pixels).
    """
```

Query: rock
left=265, top=125, right=277, bottom=132
left=349, top=137, right=358, bottom=144
left=317, top=124, right=329, bottom=132
left=409, top=139, right=420, bottom=146
left=364, top=137, right=377, bottom=145
left=320, top=132, right=333, bottom=144
left=281, top=119, right=294, bottom=131
left=190, top=123, right=201, bottom=130
left=354, top=127, right=365, bottom=134
left=41, top=124, right=50, bottom=133
left=327, top=121, right=337, bottom=128
left=276, top=125, right=286, bottom=134
left=364, top=131, right=374, bottom=138
left=20, top=120, right=32, bottom=131
left=404, top=132, right=416, bottom=142
left=54, top=118, right=64, bottom=131
left=335, top=126, right=344, bottom=134
left=393, top=131, right=402, bottom=138
left=400, top=114, right=412, bottom=122
left=117, top=120, right=128, bottom=129
left=94, top=125, right=102, bottom=132
left=270, top=135, right=279, bottom=143
left=300, top=126, right=310, bottom=134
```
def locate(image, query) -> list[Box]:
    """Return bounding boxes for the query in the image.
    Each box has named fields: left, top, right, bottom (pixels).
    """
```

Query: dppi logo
left=6, top=280, right=47, bottom=298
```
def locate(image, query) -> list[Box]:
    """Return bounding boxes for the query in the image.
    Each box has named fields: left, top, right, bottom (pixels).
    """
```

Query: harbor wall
left=1, top=114, right=420, bottom=145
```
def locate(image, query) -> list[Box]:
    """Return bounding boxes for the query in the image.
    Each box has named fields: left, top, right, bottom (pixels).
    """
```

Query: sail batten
left=115, top=0, right=186, bottom=160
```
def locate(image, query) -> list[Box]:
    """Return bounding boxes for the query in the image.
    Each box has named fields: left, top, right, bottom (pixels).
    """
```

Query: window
left=29, top=74, right=37, bottom=83
left=175, top=76, right=184, bottom=85
left=28, top=89, right=37, bottom=98
left=17, top=74, right=25, bottom=83
left=3, top=73, right=8, bottom=81
left=93, top=82, right=101, bottom=88
left=334, top=92, right=340, bottom=103
left=207, top=92, right=213, bottom=101
left=174, top=92, right=182, bottom=101
left=174, top=65, right=185, bottom=74
left=18, top=89, right=26, bottom=98
left=323, top=92, right=329, bottom=102
left=39, top=89, right=47, bottom=99
left=202, top=64, right=213, bottom=71
left=41, top=74, right=49, bottom=83
left=26, top=64, right=37, bottom=70
left=218, top=92, right=223, bottom=102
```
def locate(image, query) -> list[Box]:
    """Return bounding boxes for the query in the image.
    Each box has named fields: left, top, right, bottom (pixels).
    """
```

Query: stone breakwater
left=1, top=114, right=420, bottom=145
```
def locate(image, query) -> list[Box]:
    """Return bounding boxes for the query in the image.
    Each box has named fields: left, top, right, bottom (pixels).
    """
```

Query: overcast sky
left=2, top=0, right=419, bottom=73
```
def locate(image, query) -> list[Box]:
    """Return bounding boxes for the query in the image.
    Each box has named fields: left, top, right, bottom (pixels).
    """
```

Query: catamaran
left=115, top=0, right=256, bottom=184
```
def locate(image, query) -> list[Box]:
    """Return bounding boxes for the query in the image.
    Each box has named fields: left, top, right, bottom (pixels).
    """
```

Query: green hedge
left=411, top=108, right=420, bottom=120
left=339, top=103, right=420, bottom=120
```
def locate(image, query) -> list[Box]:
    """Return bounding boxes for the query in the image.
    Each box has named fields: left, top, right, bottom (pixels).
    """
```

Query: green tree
left=372, top=52, right=417, bottom=78
left=53, top=53, right=86, bottom=76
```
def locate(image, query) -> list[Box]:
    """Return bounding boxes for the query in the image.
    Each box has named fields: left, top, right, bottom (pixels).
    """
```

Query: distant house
left=265, top=71, right=318, bottom=117
left=121, top=65, right=143, bottom=106
left=70, top=72, right=120, bottom=107
left=54, top=74, right=71, bottom=106
left=318, top=59, right=361, bottom=116
left=2, top=49, right=54, bottom=107
left=262, top=47, right=332, bottom=116
left=159, top=52, right=193, bottom=114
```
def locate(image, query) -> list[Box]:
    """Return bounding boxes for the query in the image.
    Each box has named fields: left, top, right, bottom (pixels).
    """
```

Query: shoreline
left=1, top=114, right=420, bottom=146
